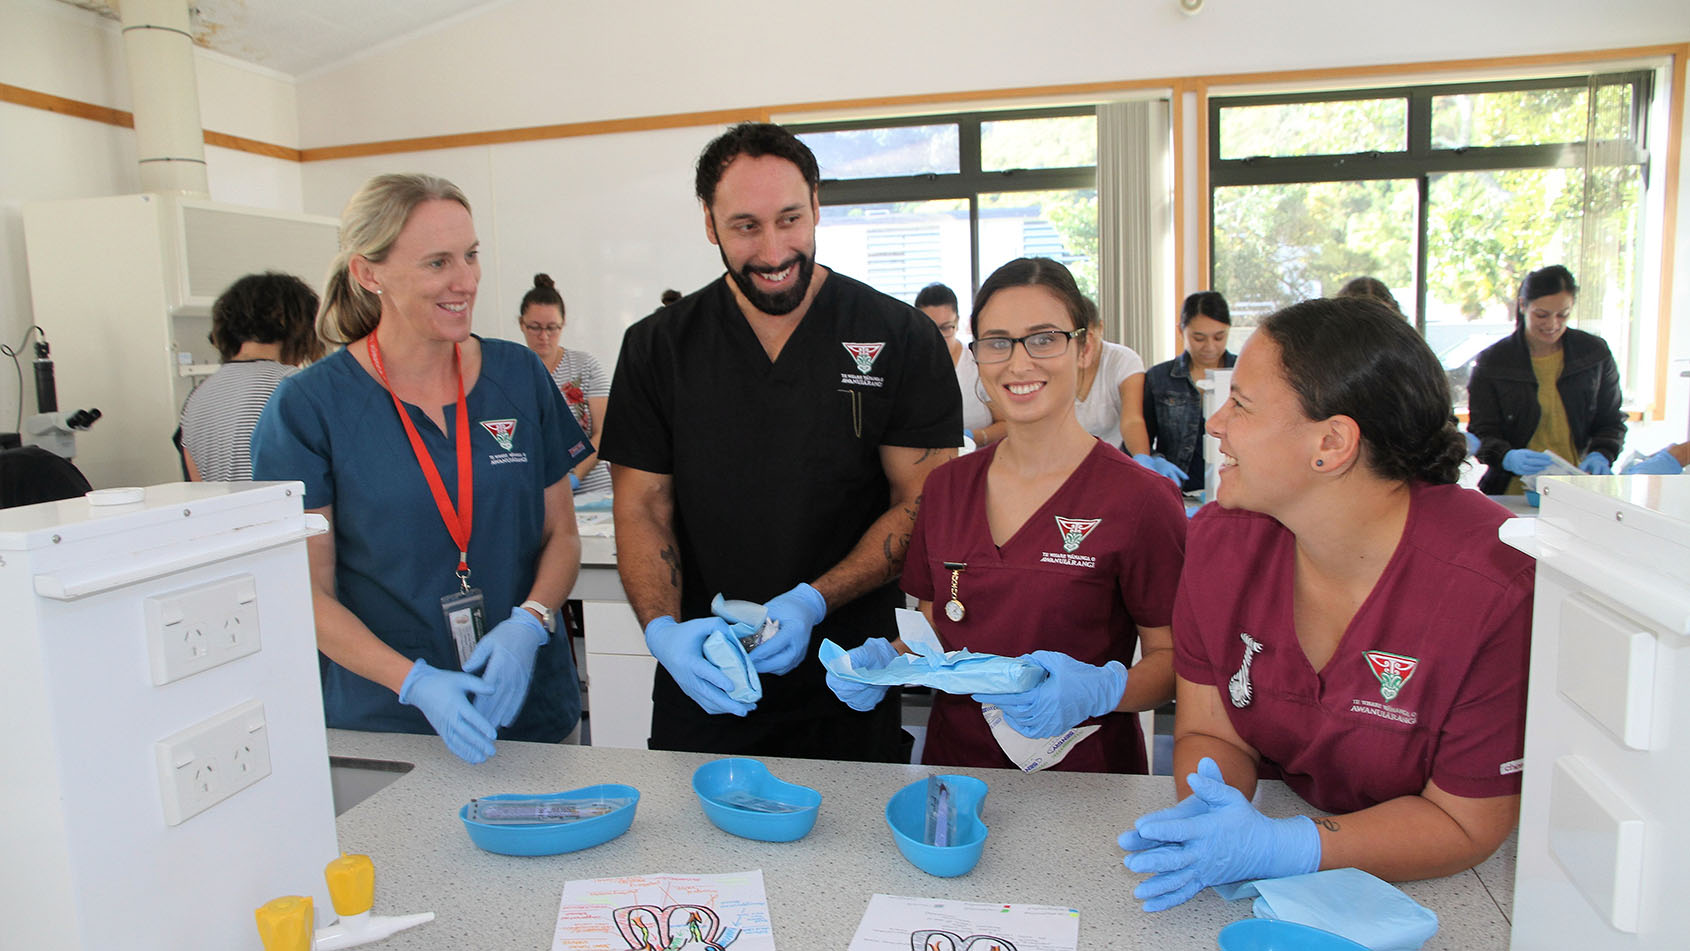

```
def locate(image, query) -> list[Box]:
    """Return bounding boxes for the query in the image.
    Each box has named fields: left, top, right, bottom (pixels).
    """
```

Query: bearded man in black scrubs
left=600, top=123, right=962, bottom=761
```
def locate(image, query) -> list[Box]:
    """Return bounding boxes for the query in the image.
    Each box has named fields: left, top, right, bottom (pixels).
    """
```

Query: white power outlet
left=155, top=700, right=272, bottom=826
left=145, top=574, right=262, bottom=685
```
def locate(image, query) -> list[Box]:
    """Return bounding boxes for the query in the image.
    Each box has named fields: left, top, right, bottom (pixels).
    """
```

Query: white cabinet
left=22, top=195, right=339, bottom=488
left=1506, top=474, right=1690, bottom=949
left=574, top=527, right=655, bottom=749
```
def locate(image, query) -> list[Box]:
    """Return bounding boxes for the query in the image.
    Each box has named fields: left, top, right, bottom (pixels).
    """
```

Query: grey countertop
left=328, top=730, right=1515, bottom=949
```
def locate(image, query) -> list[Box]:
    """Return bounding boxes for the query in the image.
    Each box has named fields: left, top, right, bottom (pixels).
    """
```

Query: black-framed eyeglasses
left=522, top=323, right=563, bottom=334
left=969, top=328, right=1086, bottom=364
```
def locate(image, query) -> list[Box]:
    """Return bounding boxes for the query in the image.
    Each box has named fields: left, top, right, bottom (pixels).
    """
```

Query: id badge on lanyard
left=369, top=335, right=484, bottom=668
left=442, top=585, right=486, bottom=667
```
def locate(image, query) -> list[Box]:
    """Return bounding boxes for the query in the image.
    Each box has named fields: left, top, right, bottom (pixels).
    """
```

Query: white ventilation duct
left=119, top=0, right=209, bottom=197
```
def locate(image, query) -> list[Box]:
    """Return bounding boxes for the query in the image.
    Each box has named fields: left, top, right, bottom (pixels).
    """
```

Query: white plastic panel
left=1557, top=594, right=1659, bottom=750
left=1548, top=755, right=1645, bottom=933
left=144, top=574, right=261, bottom=685
left=153, top=700, right=272, bottom=826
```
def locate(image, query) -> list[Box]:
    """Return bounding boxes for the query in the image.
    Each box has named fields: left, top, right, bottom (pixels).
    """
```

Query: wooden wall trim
left=1655, top=48, right=1686, bottom=418
left=297, top=107, right=770, bottom=162
left=1, top=82, right=131, bottom=128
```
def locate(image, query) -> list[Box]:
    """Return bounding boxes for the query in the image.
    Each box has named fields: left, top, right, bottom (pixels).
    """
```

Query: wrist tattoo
left=1314, top=817, right=1340, bottom=832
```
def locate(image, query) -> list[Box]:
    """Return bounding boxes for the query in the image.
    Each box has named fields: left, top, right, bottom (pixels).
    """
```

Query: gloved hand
left=971, top=650, right=1127, bottom=738
left=825, top=637, right=898, bottom=711
left=1132, top=453, right=1188, bottom=487
left=1124, top=757, right=1322, bottom=911
left=1463, top=431, right=1481, bottom=455
left=398, top=659, right=497, bottom=764
left=1502, top=448, right=1553, bottom=475
left=750, top=583, right=827, bottom=675
left=1623, top=448, right=1685, bottom=476
left=1117, top=784, right=1215, bottom=853
left=1579, top=451, right=1612, bottom=475
left=568, top=472, right=581, bottom=491
left=644, top=615, right=754, bottom=716
left=464, top=606, right=549, bottom=728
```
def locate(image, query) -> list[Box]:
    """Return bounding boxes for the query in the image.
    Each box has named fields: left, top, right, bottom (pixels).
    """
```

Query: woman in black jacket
left=1467, top=265, right=1626, bottom=495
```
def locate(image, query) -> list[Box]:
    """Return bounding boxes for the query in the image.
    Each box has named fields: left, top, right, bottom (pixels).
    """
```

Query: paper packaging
left=1217, top=867, right=1439, bottom=951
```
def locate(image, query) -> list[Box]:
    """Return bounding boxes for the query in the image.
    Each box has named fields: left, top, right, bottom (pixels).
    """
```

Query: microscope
left=23, top=338, right=101, bottom=460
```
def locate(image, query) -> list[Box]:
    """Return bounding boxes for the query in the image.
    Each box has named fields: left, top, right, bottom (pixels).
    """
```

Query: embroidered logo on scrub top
left=479, top=419, right=517, bottom=450
left=1054, top=516, right=1100, bottom=552
left=840, top=342, right=888, bottom=388
left=1038, top=516, right=1101, bottom=568
left=1363, top=650, right=1419, bottom=701
left=1228, top=631, right=1264, bottom=707
left=842, top=342, right=884, bottom=373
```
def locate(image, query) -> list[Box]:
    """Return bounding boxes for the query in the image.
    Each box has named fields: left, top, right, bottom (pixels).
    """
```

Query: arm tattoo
left=915, top=447, right=937, bottom=464
left=659, top=544, right=680, bottom=589
left=1314, top=817, right=1340, bottom=832
left=881, top=533, right=908, bottom=583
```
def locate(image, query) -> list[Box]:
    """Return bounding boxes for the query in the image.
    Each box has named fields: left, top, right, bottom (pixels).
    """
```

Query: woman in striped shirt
left=518, top=273, right=611, bottom=494
left=178, top=271, right=324, bottom=481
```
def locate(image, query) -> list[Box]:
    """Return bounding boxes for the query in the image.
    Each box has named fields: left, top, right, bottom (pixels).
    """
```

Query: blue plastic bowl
left=1217, top=920, right=1370, bottom=951
left=691, top=758, right=822, bottom=842
left=459, top=784, right=639, bottom=856
left=884, top=774, right=988, bottom=877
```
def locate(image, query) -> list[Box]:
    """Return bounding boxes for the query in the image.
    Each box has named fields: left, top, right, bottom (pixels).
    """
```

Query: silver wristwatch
left=519, top=599, right=555, bottom=633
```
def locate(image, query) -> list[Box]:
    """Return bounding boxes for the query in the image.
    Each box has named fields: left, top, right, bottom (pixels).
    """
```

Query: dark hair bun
left=533, top=273, right=555, bottom=289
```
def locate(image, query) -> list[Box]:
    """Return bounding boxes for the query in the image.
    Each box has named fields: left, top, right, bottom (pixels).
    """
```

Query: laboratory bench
left=327, top=729, right=1519, bottom=949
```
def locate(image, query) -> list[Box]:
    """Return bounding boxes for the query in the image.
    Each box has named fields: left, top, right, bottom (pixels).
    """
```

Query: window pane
left=816, top=200, right=972, bottom=312
left=1593, top=82, right=1634, bottom=140
left=978, top=189, right=1099, bottom=302
left=1426, top=166, right=1641, bottom=408
left=798, top=125, right=959, bottom=180
left=1218, top=99, right=1406, bottom=159
left=981, top=115, right=1098, bottom=171
left=1431, top=87, right=1590, bottom=149
left=1213, top=179, right=1417, bottom=351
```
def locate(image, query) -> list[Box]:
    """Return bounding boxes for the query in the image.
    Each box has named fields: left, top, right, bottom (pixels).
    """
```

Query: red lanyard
left=367, top=334, right=474, bottom=580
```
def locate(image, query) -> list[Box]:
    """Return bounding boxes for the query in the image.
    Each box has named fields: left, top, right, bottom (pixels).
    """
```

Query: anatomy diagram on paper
left=553, top=870, right=774, bottom=951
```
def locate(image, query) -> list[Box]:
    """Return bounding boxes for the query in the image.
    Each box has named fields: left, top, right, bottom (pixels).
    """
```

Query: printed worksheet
left=553, top=869, right=774, bottom=950
left=848, top=894, right=1080, bottom=951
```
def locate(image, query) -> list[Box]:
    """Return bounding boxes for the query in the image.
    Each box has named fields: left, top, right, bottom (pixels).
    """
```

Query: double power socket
left=144, top=575, right=272, bottom=825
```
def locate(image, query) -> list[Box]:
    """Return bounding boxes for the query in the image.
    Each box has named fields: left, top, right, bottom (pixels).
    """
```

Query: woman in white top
left=1074, top=299, right=1149, bottom=452
left=179, top=271, right=324, bottom=481
left=519, top=274, right=611, bottom=493
left=917, top=282, right=1003, bottom=448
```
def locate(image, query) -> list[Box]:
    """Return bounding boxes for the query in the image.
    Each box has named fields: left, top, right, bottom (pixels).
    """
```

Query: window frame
left=791, top=106, right=1099, bottom=296
left=1208, top=71, right=1653, bottom=332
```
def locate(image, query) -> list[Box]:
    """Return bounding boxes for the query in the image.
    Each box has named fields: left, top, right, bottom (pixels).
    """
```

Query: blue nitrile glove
left=1502, top=448, right=1553, bottom=475
left=1623, top=448, right=1685, bottom=476
left=750, top=583, right=827, bottom=675
left=1132, top=453, right=1188, bottom=487
left=463, top=605, right=549, bottom=728
left=398, top=659, right=497, bottom=764
left=644, top=616, right=754, bottom=716
left=971, top=650, right=1127, bottom=738
left=1117, top=786, right=1214, bottom=854
left=568, top=472, right=581, bottom=491
left=1463, top=431, right=1481, bottom=455
left=1579, top=451, right=1612, bottom=475
left=1126, top=757, right=1322, bottom=912
left=825, top=637, right=899, bottom=711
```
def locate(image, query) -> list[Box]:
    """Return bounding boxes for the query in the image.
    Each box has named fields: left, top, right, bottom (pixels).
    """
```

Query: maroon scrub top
left=903, top=440, right=1187, bottom=773
left=1174, top=482, right=1535, bottom=814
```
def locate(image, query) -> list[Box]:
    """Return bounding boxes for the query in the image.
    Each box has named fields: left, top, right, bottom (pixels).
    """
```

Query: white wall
left=0, top=0, right=302, bottom=435
left=4, top=0, right=1689, bottom=444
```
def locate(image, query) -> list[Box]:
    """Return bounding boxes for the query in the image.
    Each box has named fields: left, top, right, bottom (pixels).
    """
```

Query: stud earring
left=1315, top=459, right=1325, bottom=467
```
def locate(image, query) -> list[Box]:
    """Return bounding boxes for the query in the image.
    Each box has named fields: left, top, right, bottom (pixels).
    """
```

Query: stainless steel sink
left=328, top=756, right=413, bottom=815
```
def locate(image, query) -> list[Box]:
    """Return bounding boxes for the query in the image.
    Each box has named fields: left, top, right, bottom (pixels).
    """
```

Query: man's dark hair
left=694, top=122, right=821, bottom=207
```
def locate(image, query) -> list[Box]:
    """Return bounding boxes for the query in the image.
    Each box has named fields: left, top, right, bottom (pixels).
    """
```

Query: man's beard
left=721, top=247, right=815, bottom=316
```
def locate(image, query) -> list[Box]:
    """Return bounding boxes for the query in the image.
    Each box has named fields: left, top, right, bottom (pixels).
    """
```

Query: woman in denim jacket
left=1467, top=265, right=1626, bottom=496
left=1142, top=291, right=1237, bottom=494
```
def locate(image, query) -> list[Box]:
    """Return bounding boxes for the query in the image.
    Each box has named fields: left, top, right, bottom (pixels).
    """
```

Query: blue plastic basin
left=691, top=758, right=821, bottom=842
left=885, top=774, right=988, bottom=877
left=459, top=784, right=639, bottom=856
left=1217, top=919, right=1370, bottom=951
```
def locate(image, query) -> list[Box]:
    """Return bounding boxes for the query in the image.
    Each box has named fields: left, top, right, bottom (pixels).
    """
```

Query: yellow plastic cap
left=324, top=853, right=375, bottom=917
left=254, top=895, right=313, bottom=951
